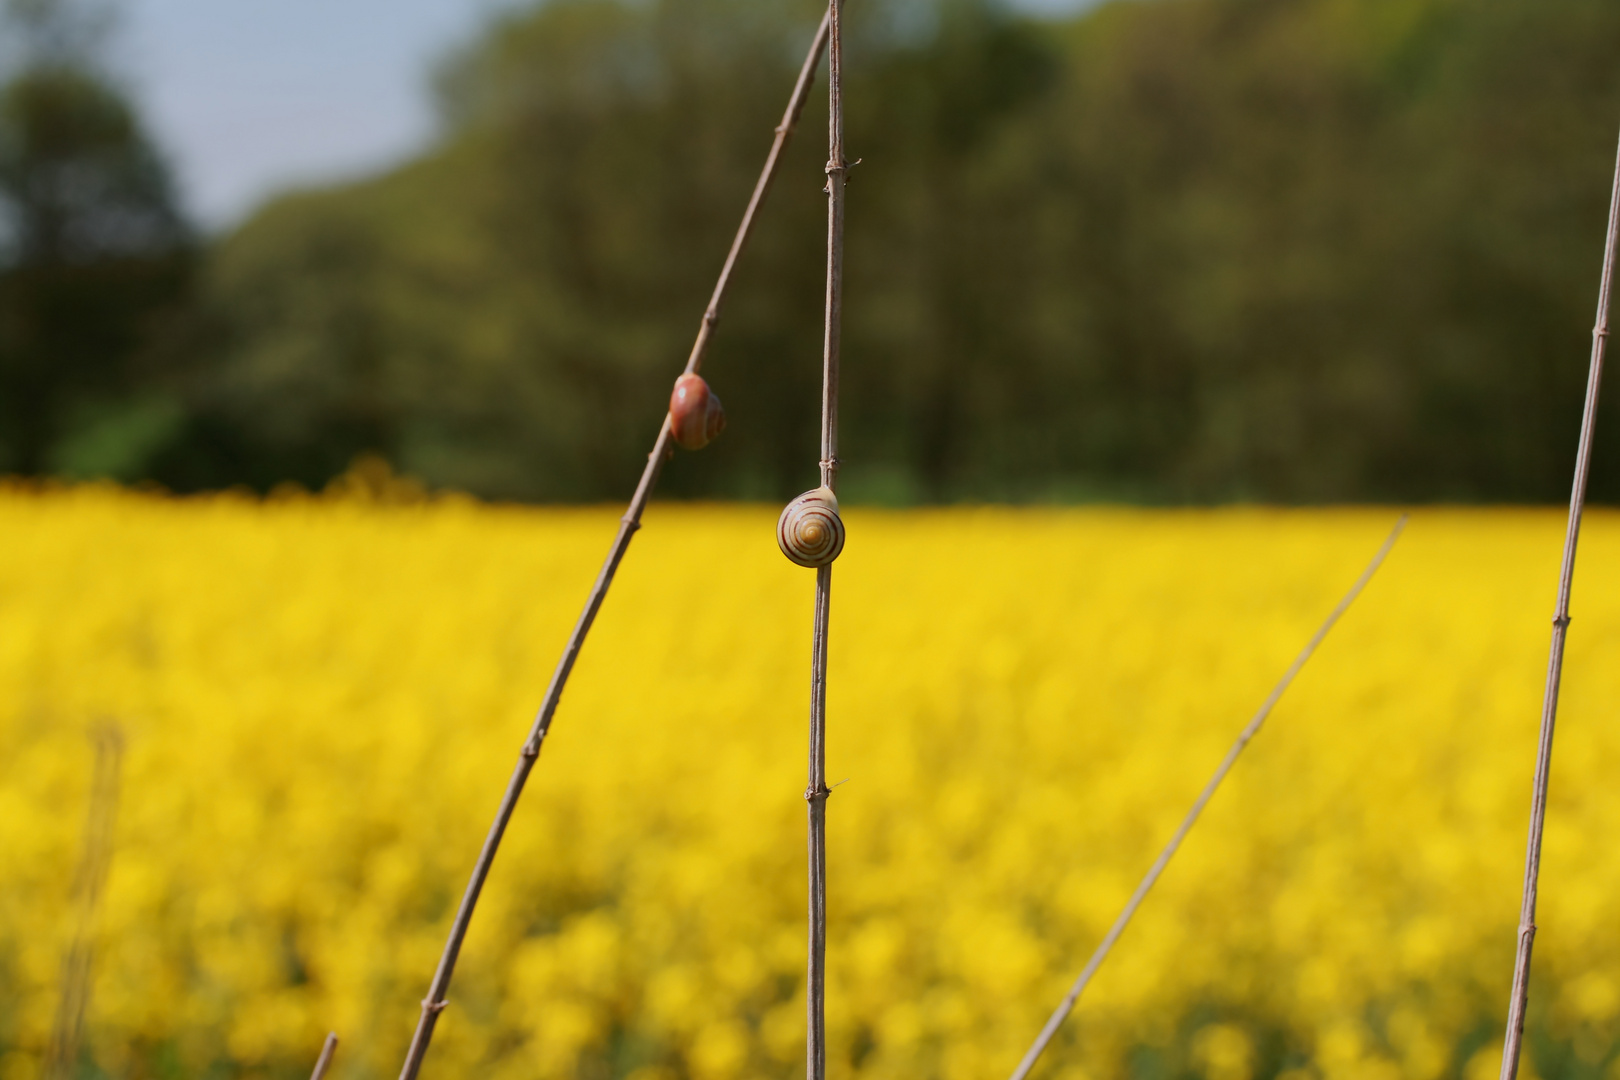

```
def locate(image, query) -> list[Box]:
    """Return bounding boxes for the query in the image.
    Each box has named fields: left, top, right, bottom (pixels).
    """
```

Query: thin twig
left=806, top=561, right=833, bottom=1080
left=1008, top=516, right=1409, bottom=1080
left=687, top=8, right=833, bottom=377
left=819, top=0, right=846, bottom=497
left=394, top=13, right=834, bottom=1080
left=1495, top=124, right=1620, bottom=1080
left=310, top=1032, right=339, bottom=1080
left=807, top=6, right=847, bottom=1080
left=45, top=722, right=124, bottom=1080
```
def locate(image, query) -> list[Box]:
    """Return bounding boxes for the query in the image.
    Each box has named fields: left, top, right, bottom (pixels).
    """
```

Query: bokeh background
left=5, top=495, right=1620, bottom=1080
left=5, top=0, right=1620, bottom=503
left=5, top=1, right=1620, bottom=1079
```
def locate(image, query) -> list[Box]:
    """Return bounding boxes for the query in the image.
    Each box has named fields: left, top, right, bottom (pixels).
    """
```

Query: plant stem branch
left=689, top=10, right=832, bottom=378
left=1008, top=516, right=1409, bottom=1080
left=806, top=561, right=833, bottom=1080
left=1495, top=123, right=1620, bottom=1080
left=808, top=6, right=846, bottom=1080
left=394, top=14, right=834, bottom=1080
left=45, top=723, right=124, bottom=1080
left=819, top=0, right=845, bottom=494
left=310, top=1033, right=339, bottom=1080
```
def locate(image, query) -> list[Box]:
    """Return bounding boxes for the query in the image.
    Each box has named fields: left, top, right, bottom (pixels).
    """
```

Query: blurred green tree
left=171, top=0, right=1620, bottom=503
left=0, top=0, right=192, bottom=479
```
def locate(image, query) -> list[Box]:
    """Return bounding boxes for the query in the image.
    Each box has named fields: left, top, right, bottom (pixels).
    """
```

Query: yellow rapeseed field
left=1, top=486, right=1618, bottom=1080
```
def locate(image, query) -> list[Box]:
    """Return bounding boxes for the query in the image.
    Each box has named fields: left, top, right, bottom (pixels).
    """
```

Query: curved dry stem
left=393, top=12, right=835, bottom=1080
left=1495, top=123, right=1620, bottom=1080
left=1009, top=516, right=1409, bottom=1080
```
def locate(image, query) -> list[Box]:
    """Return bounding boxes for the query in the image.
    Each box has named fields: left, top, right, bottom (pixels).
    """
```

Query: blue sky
left=119, top=0, right=1094, bottom=230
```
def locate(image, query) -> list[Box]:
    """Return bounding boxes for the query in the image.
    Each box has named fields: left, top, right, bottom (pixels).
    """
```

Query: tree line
left=4, top=0, right=1620, bottom=503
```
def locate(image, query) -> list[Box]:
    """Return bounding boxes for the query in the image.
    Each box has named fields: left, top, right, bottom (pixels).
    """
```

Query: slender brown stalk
left=1008, top=517, right=1409, bottom=1080
left=818, top=0, right=847, bottom=497
left=394, top=14, right=833, bottom=1080
left=687, top=8, right=833, bottom=377
left=806, top=6, right=847, bottom=1080
left=45, top=723, right=124, bottom=1080
left=309, top=1033, right=339, bottom=1080
left=1495, top=125, right=1620, bottom=1080
left=806, top=560, right=833, bottom=1080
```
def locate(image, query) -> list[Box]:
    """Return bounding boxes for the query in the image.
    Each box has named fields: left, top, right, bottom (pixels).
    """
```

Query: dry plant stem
left=310, top=1033, right=339, bottom=1080
left=45, top=723, right=124, bottom=1080
left=1495, top=126, right=1620, bottom=1080
left=806, top=563, right=833, bottom=1080
left=806, top=6, right=847, bottom=1080
left=1008, top=516, right=1409, bottom=1080
left=690, top=9, right=832, bottom=375
left=395, top=14, right=834, bottom=1080
left=819, top=0, right=846, bottom=496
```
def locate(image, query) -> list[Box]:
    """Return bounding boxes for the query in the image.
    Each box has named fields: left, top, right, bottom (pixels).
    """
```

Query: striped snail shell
left=669, top=373, right=726, bottom=451
left=777, top=486, right=845, bottom=568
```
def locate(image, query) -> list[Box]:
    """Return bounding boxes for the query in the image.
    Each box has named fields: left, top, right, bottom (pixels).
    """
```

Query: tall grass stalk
left=393, top=13, right=834, bottom=1078
left=1495, top=124, right=1620, bottom=1080
left=806, top=5, right=847, bottom=1079
left=1007, top=516, right=1409, bottom=1080
left=44, top=723, right=124, bottom=1080
left=309, top=1033, right=338, bottom=1080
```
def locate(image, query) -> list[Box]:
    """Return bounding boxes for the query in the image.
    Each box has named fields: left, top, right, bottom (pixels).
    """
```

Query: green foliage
left=0, top=0, right=192, bottom=477
left=153, top=0, right=1620, bottom=500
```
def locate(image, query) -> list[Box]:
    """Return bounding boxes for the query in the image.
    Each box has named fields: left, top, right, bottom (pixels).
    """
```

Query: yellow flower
left=0, top=488, right=1615, bottom=1079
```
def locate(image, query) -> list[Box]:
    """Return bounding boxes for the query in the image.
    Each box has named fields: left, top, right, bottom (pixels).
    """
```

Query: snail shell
left=669, top=373, right=726, bottom=451
left=777, top=487, right=845, bottom=568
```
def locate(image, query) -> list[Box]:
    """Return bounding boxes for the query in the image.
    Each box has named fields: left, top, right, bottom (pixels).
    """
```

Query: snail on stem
left=669, top=374, right=726, bottom=450
left=777, top=487, right=845, bottom=568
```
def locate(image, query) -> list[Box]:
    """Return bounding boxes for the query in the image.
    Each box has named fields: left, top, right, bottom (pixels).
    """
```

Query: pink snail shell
left=777, top=487, right=845, bottom=568
left=669, top=373, right=726, bottom=451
